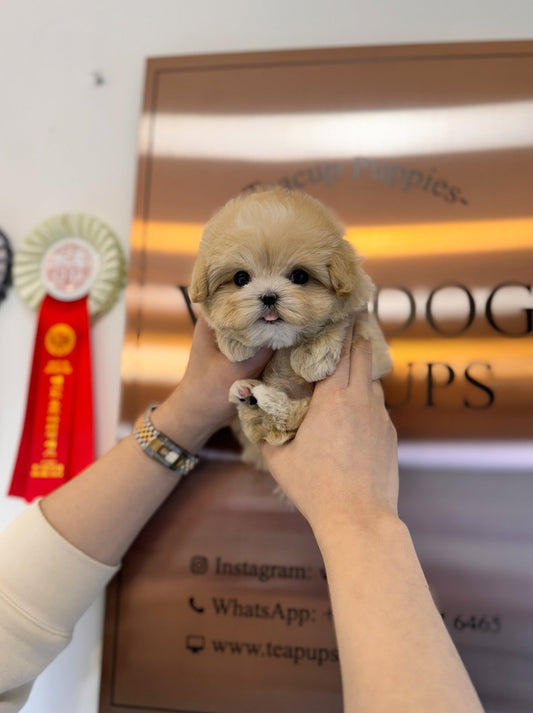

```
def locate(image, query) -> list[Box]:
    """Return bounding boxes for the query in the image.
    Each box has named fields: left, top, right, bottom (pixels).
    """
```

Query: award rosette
left=9, top=214, right=126, bottom=501
left=0, top=229, right=12, bottom=304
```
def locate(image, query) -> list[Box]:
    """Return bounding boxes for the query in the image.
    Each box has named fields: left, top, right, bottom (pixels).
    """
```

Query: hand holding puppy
left=262, top=325, right=486, bottom=713
left=261, top=320, right=398, bottom=533
left=154, top=315, right=272, bottom=454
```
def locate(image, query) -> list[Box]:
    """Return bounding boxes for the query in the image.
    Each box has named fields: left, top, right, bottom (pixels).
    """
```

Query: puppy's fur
left=190, top=187, right=392, bottom=469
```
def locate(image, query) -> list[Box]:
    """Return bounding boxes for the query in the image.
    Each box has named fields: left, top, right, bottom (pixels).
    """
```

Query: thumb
left=259, top=440, right=287, bottom=473
left=259, top=440, right=276, bottom=464
left=236, top=347, right=273, bottom=379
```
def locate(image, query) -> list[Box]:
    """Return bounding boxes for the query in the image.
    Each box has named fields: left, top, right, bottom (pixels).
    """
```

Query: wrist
left=149, top=387, right=218, bottom=455
left=313, top=511, right=409, bottom=565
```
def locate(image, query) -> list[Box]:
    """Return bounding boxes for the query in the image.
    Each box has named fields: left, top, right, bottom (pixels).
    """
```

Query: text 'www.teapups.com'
left=185, top=635, right=338, bottom=666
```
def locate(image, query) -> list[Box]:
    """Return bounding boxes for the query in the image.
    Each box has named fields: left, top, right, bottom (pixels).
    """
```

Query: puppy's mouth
left=262, top=311, right=281, bottom=323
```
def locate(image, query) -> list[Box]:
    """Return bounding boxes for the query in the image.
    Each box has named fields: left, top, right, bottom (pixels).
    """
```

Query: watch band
left=133, top=405, right=199, bottom=475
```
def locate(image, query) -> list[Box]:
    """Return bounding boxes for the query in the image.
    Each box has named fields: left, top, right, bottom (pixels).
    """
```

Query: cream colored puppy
left=189, top=187, right=392, bottom=468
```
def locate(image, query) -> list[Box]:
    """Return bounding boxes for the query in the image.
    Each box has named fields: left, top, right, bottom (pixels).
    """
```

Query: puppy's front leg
left=217, top=331, right=259, bottom=362
left=290, top=321, right=346, bottom=382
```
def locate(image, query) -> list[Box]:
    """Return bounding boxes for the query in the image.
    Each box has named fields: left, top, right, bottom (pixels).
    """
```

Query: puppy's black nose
left=261, top=293, right=278, bottom=307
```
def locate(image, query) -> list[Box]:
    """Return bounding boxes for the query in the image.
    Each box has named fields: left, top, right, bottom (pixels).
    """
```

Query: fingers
left=319, top=315, right=356, bottom=390
left=371, top=378, right=386, bottom=404
left=238, top=346, right=273, bottom=377
left=260, top=441, right=276, bottom=463
left=191, top=313, right=216, bottom=352
left=349, top=335, right=373, bottom=391
left=259, top=441, right=287, bottom=477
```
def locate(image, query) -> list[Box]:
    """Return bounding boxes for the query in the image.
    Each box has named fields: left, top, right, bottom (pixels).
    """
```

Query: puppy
left=189, top=187, right=392, bottom=469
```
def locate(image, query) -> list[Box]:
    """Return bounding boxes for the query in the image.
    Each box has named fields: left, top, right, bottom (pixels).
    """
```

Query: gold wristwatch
left=133, top=405, right=199, bottom=475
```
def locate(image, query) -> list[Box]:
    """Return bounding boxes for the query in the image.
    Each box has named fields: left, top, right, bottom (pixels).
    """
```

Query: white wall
left=0, top=1, right=532, bottom=711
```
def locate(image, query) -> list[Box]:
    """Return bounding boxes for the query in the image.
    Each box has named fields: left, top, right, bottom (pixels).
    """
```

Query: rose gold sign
left=100, top=44, right=533, bottom=713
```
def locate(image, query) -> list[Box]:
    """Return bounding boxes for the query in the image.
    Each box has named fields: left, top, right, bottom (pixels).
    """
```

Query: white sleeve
left=0, top=502, right=119, bottom=710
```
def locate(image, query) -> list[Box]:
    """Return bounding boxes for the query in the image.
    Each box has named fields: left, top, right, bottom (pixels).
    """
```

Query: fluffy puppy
left=189, top=187, right=392, bottom=469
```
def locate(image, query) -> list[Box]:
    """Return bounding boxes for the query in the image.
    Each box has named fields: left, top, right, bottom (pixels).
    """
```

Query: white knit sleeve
left=0, top=502, right=119, bottom=709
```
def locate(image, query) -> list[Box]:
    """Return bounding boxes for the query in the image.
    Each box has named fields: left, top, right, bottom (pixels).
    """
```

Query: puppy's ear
left=189, top=253, right=209, bottom=303
left=329, top=240, right=374, bottom=306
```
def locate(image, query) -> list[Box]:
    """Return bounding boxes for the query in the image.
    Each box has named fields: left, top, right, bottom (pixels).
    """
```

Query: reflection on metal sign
left=100, top=43, right=533, bottom=713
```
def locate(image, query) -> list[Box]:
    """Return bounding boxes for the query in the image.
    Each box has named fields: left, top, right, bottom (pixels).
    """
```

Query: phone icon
left=189, top=597, right=205, bottom=614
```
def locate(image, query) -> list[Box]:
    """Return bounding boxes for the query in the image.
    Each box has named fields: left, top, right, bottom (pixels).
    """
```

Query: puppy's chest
left=262, top=349, right=314, bottom=400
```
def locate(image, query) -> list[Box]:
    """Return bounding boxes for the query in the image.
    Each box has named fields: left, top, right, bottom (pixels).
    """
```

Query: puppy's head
left=190, top=187, right=373, bottom=357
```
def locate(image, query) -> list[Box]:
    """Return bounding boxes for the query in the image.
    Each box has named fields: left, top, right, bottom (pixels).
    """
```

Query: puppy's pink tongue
left=264, top=313, right=279, bottom=322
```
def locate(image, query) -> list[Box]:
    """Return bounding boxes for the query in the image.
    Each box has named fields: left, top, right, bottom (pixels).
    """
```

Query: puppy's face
left=190, top=188, right=372, bottom=353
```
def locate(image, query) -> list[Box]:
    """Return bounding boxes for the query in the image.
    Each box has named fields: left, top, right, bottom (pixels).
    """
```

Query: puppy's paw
left=249, top=384, right=291, bottom=421
left=229, top=379, right=262, bottom=405
left=231, top=381, right=293, bottom=420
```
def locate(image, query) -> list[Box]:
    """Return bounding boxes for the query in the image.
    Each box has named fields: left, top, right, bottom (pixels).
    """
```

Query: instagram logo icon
left=189, top=555, right=208, bottom=575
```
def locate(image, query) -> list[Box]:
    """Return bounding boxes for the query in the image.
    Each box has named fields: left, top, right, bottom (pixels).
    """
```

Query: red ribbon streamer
left=9, top=294, right=94, bottom=501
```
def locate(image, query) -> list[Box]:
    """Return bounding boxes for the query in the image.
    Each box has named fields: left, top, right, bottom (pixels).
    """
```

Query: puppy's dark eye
left=289, top=269, right=309, bottom=285
left=234, top=271, right=251, bottom=287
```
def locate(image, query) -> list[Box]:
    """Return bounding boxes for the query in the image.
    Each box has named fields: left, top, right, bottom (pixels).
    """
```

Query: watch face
left=0, top=229, right=12, bottom=302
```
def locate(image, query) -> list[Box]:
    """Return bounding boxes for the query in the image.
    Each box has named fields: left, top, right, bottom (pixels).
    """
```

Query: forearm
left=39, top=313, right=273, bottom=568
left=316, top=515, right=484, bottom=713
left=40, top=386, right=204, bottom=566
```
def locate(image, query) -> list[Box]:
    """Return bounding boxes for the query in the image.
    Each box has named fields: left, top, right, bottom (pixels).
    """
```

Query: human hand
left=261, top=318, right=399, bottom=537
left=154, top=315, right=273, bottom=453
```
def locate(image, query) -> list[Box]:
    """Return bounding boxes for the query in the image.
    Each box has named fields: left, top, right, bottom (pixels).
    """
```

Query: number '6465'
left=453, top=615, right=502, bottom=633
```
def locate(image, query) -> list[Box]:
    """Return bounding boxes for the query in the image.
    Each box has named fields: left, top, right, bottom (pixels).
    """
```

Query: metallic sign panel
left=100, top=44, right=533, bottom=713
left=123, top=44, right=533, bottom=440
left=102, top=464, right=342, bottom=713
